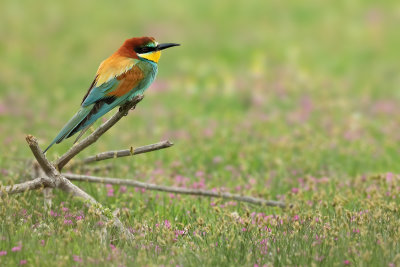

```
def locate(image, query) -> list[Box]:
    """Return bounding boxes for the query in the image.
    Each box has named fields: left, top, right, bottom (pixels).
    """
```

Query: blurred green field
left=1, top=0, right=400, bottom=266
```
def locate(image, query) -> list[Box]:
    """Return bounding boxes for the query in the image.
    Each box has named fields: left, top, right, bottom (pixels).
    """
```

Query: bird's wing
left=44, top=56, right=145, bottom=152
left=81, top=56, right=143, bottom=107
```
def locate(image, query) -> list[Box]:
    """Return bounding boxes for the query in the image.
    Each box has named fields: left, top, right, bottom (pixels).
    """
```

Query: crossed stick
left=0, top=95, right=286, bottom=241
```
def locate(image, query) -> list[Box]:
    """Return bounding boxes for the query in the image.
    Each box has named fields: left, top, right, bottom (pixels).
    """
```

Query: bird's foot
left=118, top=106, right=129, bottom=116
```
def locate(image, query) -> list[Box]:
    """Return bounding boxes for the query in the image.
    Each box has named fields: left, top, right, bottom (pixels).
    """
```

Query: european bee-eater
left=44, top=36, right=179, bottom=153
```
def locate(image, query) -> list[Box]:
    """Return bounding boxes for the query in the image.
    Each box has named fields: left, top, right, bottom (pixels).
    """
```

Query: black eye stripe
left=135, top=46, right=155, bottom=54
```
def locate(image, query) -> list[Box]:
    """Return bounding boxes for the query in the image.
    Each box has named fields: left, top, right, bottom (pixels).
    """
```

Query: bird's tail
left=44, top=105, right=94, bottom=153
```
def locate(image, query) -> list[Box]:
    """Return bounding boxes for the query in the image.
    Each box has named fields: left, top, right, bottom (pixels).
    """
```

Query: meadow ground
left=1, top=0, right=400, bottom=266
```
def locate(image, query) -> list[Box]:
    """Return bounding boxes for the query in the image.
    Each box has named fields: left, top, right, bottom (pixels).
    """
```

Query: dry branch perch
left=31, top=162, right=53, bottom=209
left=26, top=135, right=134, bottom=240
left=64, top=174, right=286, bottom=208
left=0, top=177, right=54, bottom=197
left=54, top=95, right=144, bottom=171
left=74, top=140, right=173, bottom=165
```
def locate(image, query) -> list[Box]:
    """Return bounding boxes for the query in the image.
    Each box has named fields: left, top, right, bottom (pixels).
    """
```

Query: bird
left=44, top=36, right=179, bottom=153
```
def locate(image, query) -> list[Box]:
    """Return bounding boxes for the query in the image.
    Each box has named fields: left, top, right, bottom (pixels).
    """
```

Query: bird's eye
left=135, top=46, right=153, bottom=54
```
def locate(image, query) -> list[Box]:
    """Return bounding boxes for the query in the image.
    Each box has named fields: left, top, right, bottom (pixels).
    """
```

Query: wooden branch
left=32, top=162, right=53, bottom=209
left=54, top=95, right=144, bottom=171
left=64, top=174, right=286, bottom=208
left=26, top=135, right=134, bottom=240
left=80, top=140, right=173, bottom=164
left=0, top=177, right=54, bottom=197
left=27, top=135, right=60, bottom=178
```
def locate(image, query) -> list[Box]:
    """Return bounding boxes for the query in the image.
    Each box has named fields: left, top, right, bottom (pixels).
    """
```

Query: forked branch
left=26, top=135, right=134, bottom=240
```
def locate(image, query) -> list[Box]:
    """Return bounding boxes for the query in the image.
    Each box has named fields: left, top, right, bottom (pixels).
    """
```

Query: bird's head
left=118, top=37, right=180, bottom=63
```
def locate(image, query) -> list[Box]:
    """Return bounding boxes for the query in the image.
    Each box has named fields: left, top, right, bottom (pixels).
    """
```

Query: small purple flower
left=50, top=210, right=58, bottom=217
left=291, top=187, right=299, bottom=194
left=119, top=186, right=127, bottom=193
left=62, top=207, right=69, bottom=213
left=64, top=219, right=73, bottom=226
left=386, top=172, right=394, bottom=183
left=344, top=260, right=350, bottom=265
left=0, top=251, right=7, bottom=256
left=164, top=220, right=171, bottom=229
left=73, top=255, right=83, bottom=262
left=213, top=156, right=222, bottom=164
left=107, top=188, right=114, bottom=197
left=12, top=246, right=21, bottom=252
left=195, top=171, right=204, bottom=177
left=19, top=260, right=27, bottom=265
left=40, top=240, right=45, bottom=246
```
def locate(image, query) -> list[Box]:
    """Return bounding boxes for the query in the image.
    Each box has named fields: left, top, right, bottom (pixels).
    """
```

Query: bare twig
left=32, top=162, right=53, bottom=210
left=79, top=140, right=173, bottom=165
left=54, top=95, right=144, bottom=171
left=0, top=177, right=54, bottom=197
left=64, top=174, right=286, bottom=208
left=27, top=135, right=60, bottom=178
left=26, top=136, right=134, bottom=240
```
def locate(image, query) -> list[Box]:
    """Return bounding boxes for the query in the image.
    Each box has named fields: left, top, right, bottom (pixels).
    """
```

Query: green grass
left=1, top=0, right=400, bottom=266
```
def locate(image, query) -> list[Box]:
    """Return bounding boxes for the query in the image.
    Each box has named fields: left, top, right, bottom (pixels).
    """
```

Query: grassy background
left=1, top=0, right=400, bottom=266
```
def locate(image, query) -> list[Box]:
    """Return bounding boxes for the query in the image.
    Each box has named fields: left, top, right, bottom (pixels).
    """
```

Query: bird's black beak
left=157, top=43, right=180, bottom=51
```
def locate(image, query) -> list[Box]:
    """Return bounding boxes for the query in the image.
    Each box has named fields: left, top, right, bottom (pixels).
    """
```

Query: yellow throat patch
left=139, top=51, right=161, bottom=63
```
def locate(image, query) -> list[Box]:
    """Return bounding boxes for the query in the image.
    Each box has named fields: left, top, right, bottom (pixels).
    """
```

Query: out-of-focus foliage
left=1, top=0, right=400, bottom=266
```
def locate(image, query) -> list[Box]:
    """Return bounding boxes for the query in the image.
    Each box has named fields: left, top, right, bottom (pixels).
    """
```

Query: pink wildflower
left=73, top=255, right=83, bottom=262
left=40, top=240, right=45, bottom=246
left=50, top=210, right=58, bottom=217
left=0, top=251, right=7, bottom=256
left=213, top=156, right=222, bottom=164
left=64, top=219, right=73, bottom=225
left=195, top=171, right=204, bottom=177
left=107, top=188, right=114, bottom=197
left=12, top=246, right=21, bottom=252
left=386, top=172, right=394, bottom=183
left=119, top=186, right=127, bottom=193
left=164, top=220, right=171, bottom=229
left=19, top=260, right=27, bottom=265
left=291, top=187, right=299, bottom=194
left=344, top=260, right=350, bottom=265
